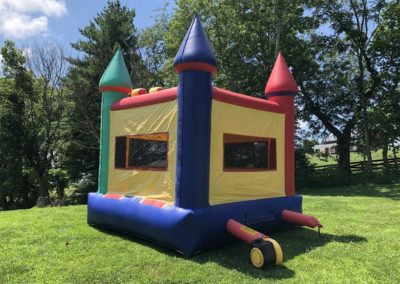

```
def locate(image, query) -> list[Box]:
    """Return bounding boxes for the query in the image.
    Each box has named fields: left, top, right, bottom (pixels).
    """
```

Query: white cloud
left=1, top=13, right=48, bottom=38
left=0, top=0, right=66, bottom=17
left=0, top=0, right=66, bottom=38
left=22, top=47, right=33, bottom=59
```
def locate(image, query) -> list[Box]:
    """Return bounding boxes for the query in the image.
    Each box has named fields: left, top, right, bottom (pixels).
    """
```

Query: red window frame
left=114, top=132, right=169, bottom=171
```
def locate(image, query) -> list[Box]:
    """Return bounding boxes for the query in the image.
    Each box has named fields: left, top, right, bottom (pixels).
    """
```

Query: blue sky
left=0, top=0, right=174, bottom=49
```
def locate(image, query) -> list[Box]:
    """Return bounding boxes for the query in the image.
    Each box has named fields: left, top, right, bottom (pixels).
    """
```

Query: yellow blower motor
left=226, top=219, right=283, bottom=268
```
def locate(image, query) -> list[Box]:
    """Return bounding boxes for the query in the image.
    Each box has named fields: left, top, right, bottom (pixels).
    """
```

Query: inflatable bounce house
left=88, top=15, right=321, bottom=268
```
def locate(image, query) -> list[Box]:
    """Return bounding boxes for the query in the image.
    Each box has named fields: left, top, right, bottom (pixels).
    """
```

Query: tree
left=65, top=0, right=146, bottom=190
left=0, top=41, right=37, bottom=210
left=0, top=77, right=36, bottom=210
left=25, top=43, right=70, bottom=206
left=1, top=41, right=70, bottom=207
left=296, top=37, right=360, bottom=173
left=371, top=0, right=400, bottom=168
left=308, top=0, right=385, bottom=172
left=138, top=5, right=171, bottom=87
left=158, top=0, right=318, bottom=96
left=297, top=0, right=394, bottom=172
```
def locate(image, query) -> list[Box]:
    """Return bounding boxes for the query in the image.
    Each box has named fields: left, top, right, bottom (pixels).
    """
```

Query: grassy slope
left=308, top=150, right=396, bottom=166
left=1, top=184, right=399, bottom=283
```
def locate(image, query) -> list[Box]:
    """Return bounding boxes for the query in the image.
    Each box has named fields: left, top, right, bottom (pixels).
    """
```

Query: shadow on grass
left=299, top=183, right=400, bottom=200
left=94, top=226, right=367, bottom=280
left=191, top=227, right=366, bottom=280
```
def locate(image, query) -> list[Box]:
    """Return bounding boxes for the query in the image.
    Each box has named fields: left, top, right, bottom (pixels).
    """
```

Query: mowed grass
left=1, top=184, right=399, bottom=283
left=307, top=149, right=396, bottom=166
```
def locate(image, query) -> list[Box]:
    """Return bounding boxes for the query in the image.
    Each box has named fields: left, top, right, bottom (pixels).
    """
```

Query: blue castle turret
left=174, top=15, right=217, bottom=209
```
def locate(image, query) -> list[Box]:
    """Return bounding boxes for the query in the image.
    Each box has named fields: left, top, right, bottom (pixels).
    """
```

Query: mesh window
left=224, top=141, right=268, bottom=169
left=128, top=137, right=168, bottom=169
left=115, top=136, right=127, bottom=168
left=223, top=134, right=276, bottom=171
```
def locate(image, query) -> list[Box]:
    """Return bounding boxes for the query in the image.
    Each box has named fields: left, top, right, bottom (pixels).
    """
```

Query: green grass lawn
left=1, top=184, right=399, bottom=283
left=307, top=149, right=396, bottom=166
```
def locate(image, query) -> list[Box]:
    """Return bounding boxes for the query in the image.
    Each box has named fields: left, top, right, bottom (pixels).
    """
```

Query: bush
left=295, top=148, right=317, bottom=189
left=296, top=161, right=400, bottom=190
left=65, top=176, right=97, bottom=205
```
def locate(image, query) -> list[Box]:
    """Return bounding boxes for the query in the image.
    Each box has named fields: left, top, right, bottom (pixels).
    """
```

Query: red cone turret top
left=265, top=52, right=298, bottom=96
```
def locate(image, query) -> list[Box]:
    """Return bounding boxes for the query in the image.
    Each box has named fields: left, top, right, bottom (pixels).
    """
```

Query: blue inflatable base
left=87, top=193, right=302, bottom=256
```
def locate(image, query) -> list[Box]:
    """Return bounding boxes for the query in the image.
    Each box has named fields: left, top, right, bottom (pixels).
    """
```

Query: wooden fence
left=313, top=158, right=399, bottom=174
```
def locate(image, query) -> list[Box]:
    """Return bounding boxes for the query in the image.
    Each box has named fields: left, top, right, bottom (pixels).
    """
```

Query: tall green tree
left=1, top=41, right=70, bottom=207
left=138, top=6, right=171, bottom=87
left=65, top=0, right=146, bottom=190
left=159, top=0, right=317, bottom=96
left=0, top=78, right=35, bottom=210
left=296, top=36, right=360, bottom=172
left=0, top=42, right=36, bottom=210
left=371, top=0, right=400, bottom=167
left=297, top=0, right=394, bottom=172
left=25, top=43, right=70, bottom=206
left=306, top=0, right=386, bottom=172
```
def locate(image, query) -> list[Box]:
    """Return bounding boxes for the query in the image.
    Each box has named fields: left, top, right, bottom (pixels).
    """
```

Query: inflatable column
left=265, top=53, right=298, bottom=196
left=173, top=15, right=217, bottom=208
left=98, top=49, right=132, bottom=194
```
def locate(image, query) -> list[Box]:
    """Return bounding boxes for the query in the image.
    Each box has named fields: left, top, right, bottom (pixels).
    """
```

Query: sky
left=0, top=0, right=318, bottom=135
left=0, top=0, right=174, bottom=50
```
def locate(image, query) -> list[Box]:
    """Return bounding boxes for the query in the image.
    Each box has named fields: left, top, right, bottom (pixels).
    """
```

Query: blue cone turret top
left=99, top=48, right=132, bottom=94
left=174, top=15, right=217, bottom=74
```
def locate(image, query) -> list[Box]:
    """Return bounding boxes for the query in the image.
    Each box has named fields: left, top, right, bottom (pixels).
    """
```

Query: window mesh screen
left=223, top=134, right=276, bottom=171
left=127, top=138, right=168, bottom=169
left=115, top=136, right=127, bottom=168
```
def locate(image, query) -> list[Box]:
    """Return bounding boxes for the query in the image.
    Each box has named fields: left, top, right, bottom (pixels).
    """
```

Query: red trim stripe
left=175, top=62, right=217, bottom=75
left=103, top=193, right=124, bottom=200
left=213, top=87, right=283, bottom=113
left=111, top=87, right=178, bottom=110
left=141, top=199, right=168, bottom=208
left=99, top=85, right=132, bottom=94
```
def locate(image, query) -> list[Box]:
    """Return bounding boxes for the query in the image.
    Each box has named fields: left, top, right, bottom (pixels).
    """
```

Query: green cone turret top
left=99, top=49, right=132, bottom=90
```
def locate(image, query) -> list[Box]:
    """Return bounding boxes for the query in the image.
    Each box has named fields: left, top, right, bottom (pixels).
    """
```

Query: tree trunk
left=382, top=139, right=389, bottom=170
left=362, top=105, right=373, bottom=173
left=357, top=45, right=373, bottom=174
left=36, top=172, right=48, bottom=207
left=57, top=185, right=65, bottom=206
left=337, top=131, right=351, bottom=174
left=393, top=141, right=398, bottom=170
